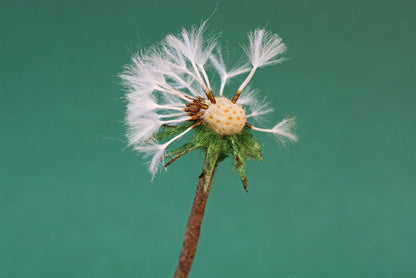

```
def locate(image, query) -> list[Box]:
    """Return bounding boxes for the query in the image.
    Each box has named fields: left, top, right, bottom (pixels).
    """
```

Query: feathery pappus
left=120, top=22, right=298, bottom=192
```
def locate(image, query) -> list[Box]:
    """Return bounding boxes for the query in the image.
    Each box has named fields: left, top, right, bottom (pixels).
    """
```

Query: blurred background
left=1, top=0, right=415, bottom=277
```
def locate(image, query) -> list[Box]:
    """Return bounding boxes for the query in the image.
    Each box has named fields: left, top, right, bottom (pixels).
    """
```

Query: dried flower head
left=121, top=23, right=297, bottom=191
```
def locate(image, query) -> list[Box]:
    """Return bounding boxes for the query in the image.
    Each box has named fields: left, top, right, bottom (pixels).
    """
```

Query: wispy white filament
left=210, top=49, right=250, bottom=96
left=158, top=112, right=188, bottom=119
left=238, top=89, right=274, bottom=121
left=164, top=22, right=216, bottom=93
left=161, top=117, right=191, bottom=125
left=250, top=118, right=298, bottom=144
left=147, top=54, right=202, bottom=97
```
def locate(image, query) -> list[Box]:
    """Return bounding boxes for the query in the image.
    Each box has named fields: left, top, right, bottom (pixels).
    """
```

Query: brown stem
left=174, top=158, right=216, bottom=278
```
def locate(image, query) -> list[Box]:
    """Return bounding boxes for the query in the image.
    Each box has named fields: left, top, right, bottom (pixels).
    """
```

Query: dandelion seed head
left=121, top=23, right=297, bottom=177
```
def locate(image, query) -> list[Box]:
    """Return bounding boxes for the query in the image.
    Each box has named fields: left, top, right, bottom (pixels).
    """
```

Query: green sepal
left=231, top=127, right=263, bottom=161
left=165, top=142, right=196, bottom=159
left=155, top=123, right=264, bottom=192
left=235, top=154, right=248, bottom=192
left=204, top=144, right=220, bottom=193
left=229, top=136, right=248, bottom=192
left=164, top=142, right=198, bottom=167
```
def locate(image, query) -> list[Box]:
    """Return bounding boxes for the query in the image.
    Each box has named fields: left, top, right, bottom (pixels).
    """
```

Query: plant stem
left=174, top=158, right=217, bottom=278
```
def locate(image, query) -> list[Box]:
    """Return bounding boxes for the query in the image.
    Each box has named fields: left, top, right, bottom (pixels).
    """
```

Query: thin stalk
left=174, top=157, right=217, bottom=278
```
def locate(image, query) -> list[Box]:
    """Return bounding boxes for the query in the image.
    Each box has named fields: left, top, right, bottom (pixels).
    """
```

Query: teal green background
left=1, top=0, right=415, bottom=277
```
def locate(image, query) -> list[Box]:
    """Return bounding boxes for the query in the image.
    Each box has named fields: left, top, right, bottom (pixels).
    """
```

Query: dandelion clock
left=120, top=22, right=298, bottom=277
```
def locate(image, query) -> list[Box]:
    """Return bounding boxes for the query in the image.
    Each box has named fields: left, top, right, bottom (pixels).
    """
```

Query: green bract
left=157, top=123, right=263, bottom=193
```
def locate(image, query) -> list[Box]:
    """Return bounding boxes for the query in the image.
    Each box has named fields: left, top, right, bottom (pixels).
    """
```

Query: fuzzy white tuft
left=164, top=22, right=216, bottom=91
left=121, top=55, right=165, bottom=97
left=135, top=143, right=166, bottom=178
left=237, top=89, right=274, bottom=121
left=250, top=118, right=297, bottom=145
left=271, top=118, right=298, bottom=144
left=244, top=29, right=287, bottom=68
left=126, top=112, right=161, bottom=146
left=165, top=23, right=213, bottom=66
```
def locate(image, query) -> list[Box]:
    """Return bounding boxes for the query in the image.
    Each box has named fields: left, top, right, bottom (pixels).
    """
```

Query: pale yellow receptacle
left=202, top=97, right=246, bottom=135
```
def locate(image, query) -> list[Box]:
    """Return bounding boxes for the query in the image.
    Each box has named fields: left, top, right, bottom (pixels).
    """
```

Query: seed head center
left=202, top=97, right=246, bottom=135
